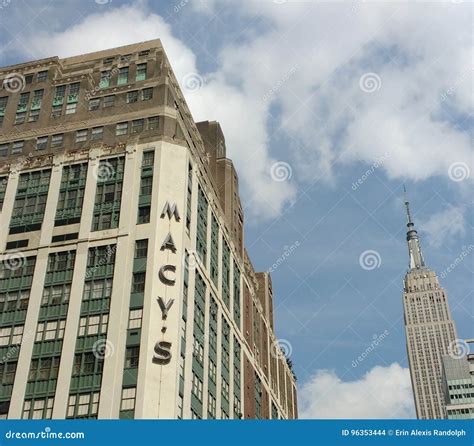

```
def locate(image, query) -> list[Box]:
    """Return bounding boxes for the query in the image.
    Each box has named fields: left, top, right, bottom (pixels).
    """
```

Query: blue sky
left=0, top=0, right=472, bottom=418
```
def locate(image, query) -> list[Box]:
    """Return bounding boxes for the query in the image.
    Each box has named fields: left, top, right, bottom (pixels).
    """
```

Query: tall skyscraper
left=402, top=193, right=458, bottom=419
left=0, top=40, right=297, bottom=419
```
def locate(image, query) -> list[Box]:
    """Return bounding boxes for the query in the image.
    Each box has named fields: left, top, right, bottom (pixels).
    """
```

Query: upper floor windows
left=136, top=63, right=147, bottom=81
left=118, top=67, right=129, bottom=86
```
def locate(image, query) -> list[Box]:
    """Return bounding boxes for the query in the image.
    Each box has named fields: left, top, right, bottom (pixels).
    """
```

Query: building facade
left=0, top=40, right=297, bottom=420
left=402, top=195, right=458, bottom=419
left=441, top=340, right=474, bottom=420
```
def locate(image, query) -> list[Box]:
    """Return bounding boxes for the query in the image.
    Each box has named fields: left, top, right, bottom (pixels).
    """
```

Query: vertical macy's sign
left=152, top=201, right=181, bottom=365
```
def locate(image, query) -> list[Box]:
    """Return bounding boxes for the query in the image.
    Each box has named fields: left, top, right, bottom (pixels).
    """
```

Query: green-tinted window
left=92, top=157, right=124, bottom=231
left=136, top=63, right=147, bottom=81
left=196, top=186, right=208, bottom=265
left=56, top=163, right=87, bottom=226
left=117, top=67, right=129, bottom=86
left=10, top=169, right=51, bottom=234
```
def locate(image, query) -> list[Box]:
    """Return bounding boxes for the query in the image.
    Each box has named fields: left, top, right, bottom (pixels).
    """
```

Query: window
left=42, top=284, right=71, bottom=305
left=142, top=151, right=154, bottom=167
left=78, top=314, right=108, bottom=336
left=67, top=393, right=99, bottom=418
left=141, top=88, right=153, bottom=101
left=73, top=352, right=103, bottom=376
left=28, top=356, right=60, bottom=381
left=0, top=144, right=8, bottom=157
left=208, top=395, right=216, bottom=418
left=82, top=279, right=113, bottom=301
left=55, top=85, right=66, bottom=98
left=50, top=134, right=63, bottom=148
left=148, top=116, right=159, bottom=130
left=76, top=129, right=87, bottom=143
left=135, top=240, right=148, bottom=258
left=91, top=127, right=103, bottom=141
left=89, top=98, right=100, bottom=110
left=28, top=109, right=40, bottom=122
left=131, top=272, right=146, bottom=293
left=121, top=54, right=132, bottom=62
left=131, top=119, right=144, bottom=134
left=65, top=103, right=77, bottom=115
left=125, top=346, right=139, bottom=368
left=11, top=141, right=24, bottom=154
left=19, top=92, right=30, bottom=105
left=51, top=106, right=62, bottom=119
left=192, top=373, right=203, bottom=401
left=0, top=362, right=16, bottom=385
left=136, top=63, right=147, bottom=81
left=140, top=176, right=152, bottom=195
left=36, top=136, right=48, bottom=151
left=103, top=57, right=114, bottom=64
left=22, top=398, right=54, bottom=420
left=69, top=82, right=80, bottom=95
left=116, top=122, right=128, bottom=136
left=137, top=206, right=150, bottom=224
left=37, top=70, right=48, bottom=82
left=128, top=309, right=142, bottom=329
left=120, top=388, right=136, bottom=411
left=25, top=74, right=33, bottom=85
left=126, top=91, right=138, bottom=103
left=14, top=112, right=26, bottom=124
left=0, top=325, right=23, bottom=346
left=35, top=320, right=66, bottom=342
left=103, top=95, right=115, bottom=108
left=99, top=71, right=110, bottom=89
left=118, top=67, right=129, bottom=85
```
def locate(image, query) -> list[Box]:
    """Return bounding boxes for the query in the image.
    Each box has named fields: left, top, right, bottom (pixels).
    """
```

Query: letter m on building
left=160, top=201, right=180, bottom=222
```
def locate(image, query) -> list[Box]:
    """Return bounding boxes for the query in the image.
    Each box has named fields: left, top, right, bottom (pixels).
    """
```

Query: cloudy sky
left=1, top=0, right=472, bottom=419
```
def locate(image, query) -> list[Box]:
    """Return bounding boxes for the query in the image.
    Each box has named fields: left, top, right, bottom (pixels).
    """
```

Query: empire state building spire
left=404, top=187, right=425, bottom=269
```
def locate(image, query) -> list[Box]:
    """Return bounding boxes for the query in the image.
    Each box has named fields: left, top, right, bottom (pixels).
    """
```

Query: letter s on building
left=153, top=341, right=172, bottom=365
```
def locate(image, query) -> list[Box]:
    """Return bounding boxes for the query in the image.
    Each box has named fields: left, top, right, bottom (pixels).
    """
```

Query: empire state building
left=402, top=194, right=458, bottom=419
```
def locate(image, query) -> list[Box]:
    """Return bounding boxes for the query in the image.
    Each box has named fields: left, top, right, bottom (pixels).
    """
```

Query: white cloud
left=420, top=205, right=466, bottom=248
left=6, top=1, right=472, bottom=221
left=299, top=363, right=415, bottom=419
